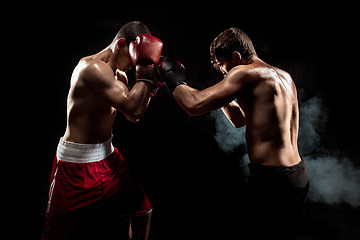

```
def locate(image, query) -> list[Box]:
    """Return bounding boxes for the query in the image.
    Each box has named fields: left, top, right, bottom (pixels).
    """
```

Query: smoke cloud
left=210, top=95, right=360, bottom=207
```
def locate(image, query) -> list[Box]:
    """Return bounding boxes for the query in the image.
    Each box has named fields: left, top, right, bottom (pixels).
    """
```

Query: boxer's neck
left=97, top=46, right=118, bottom=73
left=242, top=55, right=260, bottom=65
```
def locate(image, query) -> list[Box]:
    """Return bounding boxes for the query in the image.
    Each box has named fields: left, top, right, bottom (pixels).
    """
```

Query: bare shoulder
left=224, top=60, right=295, bottom=97
left=252, top=61, right=296, bottom=97
left=224, top=64, right=254, bottom=87
left=227, top=64, right=252, bottom=80
left=237, top=60, right=292, bottom=84
left=75, top=57, right=113, bottom=85
left=272, top=66, right=293, bottom=82
left=223, top=61, right=269, bottom=89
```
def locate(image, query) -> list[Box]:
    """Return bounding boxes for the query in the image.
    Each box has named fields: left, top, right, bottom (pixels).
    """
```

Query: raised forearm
left=123, top=81, right=152, bottom=120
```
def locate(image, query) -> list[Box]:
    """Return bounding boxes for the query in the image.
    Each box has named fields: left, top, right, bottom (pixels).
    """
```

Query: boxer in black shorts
left=160, top=28, right=309, bottom=238
left=247, top=159, right=309, bottom=238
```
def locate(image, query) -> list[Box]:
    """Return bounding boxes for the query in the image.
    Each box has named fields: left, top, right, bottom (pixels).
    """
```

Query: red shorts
left=42, top=137, right=152, bottom=240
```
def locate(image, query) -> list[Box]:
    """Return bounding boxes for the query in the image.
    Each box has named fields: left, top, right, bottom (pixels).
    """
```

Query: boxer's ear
left=116, top=38, right=127, bottom=49
left=232, top=51, right=242, bottom=64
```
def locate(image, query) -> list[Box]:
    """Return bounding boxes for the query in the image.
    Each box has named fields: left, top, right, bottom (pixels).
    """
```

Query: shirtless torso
left=233, top=60, right=301, bottom=166
left=171, top=56, right=301, bottom=167
left=63, top=46, right=151, bottom=144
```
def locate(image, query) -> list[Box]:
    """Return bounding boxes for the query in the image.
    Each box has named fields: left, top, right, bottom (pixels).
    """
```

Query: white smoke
left=211, top=109, right=250, bottom=176
left=210, top=95, right=360, bottom=207
left=305, top=155, right=360, bottom=207
left=212, top=110, right=246, bottom=152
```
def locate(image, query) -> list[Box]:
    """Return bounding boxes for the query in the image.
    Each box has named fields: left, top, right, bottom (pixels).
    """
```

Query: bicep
left=83, top=62, right=130, bottom=110
left=99, top=80, right=129, bottom=109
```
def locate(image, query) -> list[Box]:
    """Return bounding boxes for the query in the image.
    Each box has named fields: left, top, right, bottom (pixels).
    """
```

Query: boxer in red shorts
left=42, top=21, right=163, bottom=240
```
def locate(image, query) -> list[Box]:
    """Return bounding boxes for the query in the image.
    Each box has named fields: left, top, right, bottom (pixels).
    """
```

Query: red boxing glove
left=129, top=34, right=163, bottom=65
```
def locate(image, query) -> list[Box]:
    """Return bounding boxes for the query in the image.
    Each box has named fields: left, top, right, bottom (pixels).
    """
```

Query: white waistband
left=56, top=137, right=114, bottom=163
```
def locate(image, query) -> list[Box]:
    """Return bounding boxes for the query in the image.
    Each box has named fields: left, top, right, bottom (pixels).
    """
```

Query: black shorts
left=245, top=159, right=309, bottom=238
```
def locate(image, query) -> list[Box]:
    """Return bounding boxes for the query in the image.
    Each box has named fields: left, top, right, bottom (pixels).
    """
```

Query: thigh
left=42, top=160, right=102, bottom=240
left=102, top=150, right=152, bottom=216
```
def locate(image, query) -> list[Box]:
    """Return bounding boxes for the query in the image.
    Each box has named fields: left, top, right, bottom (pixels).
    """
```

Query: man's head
left=210, top=28, right=256, bottom=74
left=112, top=21, right=151, bottom=71
left=113, top=21, right=151, bottom=45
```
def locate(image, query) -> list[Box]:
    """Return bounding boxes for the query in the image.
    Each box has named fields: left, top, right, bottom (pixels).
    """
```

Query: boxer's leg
left=101, top=148, right=152, bottom=239
left=129, top=212, right=152, bottom=240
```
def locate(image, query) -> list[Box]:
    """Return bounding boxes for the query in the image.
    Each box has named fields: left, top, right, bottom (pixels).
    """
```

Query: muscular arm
left=84, top=61, right=151, bottom=120
left=171, top=67, right=248, bottom=117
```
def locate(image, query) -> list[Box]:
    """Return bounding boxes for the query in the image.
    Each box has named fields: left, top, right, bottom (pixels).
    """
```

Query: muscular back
left=63, top=57, right=117, bottom=144
left=236, top=61, right=301, bottom=166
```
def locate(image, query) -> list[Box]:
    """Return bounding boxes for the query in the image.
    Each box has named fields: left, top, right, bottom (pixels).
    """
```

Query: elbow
left=125, top=114, right=140, bottom=123
left=121, top=104, right=146, bottom=122
left=129, top=109, right=146, bottom=121
left=124, top=113, right=143, bottom=123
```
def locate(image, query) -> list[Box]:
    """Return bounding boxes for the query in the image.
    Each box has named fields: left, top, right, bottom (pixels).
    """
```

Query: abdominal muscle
left=63, top=99, right=117, bottom=144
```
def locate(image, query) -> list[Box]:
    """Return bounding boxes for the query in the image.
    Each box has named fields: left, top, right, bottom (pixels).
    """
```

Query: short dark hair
left=113, top=21, right=151, bottom=44
left=210, top=28, right=257, bottom=61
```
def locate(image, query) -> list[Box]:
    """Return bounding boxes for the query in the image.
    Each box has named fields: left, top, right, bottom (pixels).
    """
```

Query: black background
left=4, top=3, right=360, bottom=239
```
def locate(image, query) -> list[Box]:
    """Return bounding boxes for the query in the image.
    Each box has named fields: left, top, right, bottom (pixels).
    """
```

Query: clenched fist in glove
left=159, top=56, right=188, bottom=92
left=129, top=34, right=163, bottom=84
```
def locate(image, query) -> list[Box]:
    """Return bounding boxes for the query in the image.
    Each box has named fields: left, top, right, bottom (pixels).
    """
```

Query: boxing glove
left=129, top=34, right=163, bottom=83
left=159, top=56, right=187, bottom=92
